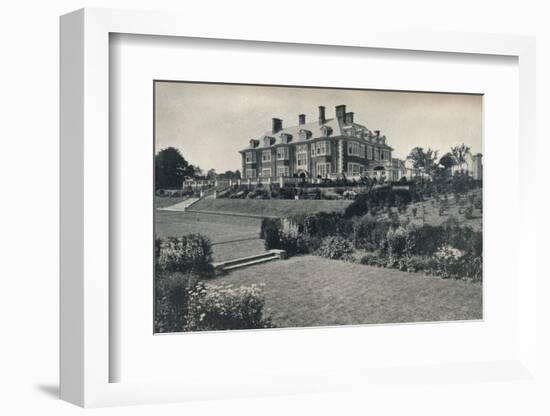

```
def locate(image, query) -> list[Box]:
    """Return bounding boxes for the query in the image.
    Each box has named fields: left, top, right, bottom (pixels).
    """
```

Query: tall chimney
left=298, top=114, right=306, bottom=125
left=272, top=118, right=283, bottom=133
left=318, top=106, right=326, bottom=124
left=346, top=112, right=354, bottom=123
left=335, top=105, right=347, bottom=123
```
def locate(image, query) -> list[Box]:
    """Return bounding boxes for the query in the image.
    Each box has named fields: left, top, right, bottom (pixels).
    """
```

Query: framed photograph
left=60, top=8, right=538, bottom=408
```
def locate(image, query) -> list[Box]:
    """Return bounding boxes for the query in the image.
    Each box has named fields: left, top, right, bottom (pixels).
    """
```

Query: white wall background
left=0, top=0, right=547, bottom=414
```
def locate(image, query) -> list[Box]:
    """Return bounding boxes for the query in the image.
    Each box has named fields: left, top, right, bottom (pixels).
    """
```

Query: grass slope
left=190, top=198, right=352, bottom=217
left=155, top=211, right=266, bottom=261
left=212, top=256, right=482, bottom=328
left=378, top=189, right=483, bottom=231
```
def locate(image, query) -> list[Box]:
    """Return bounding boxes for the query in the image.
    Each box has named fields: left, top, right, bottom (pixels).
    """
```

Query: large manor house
left=239, top=104, right=482, bottom=183
left=240, top=105, right=396, bottom=182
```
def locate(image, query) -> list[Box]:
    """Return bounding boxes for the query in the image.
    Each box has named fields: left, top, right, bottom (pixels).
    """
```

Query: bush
left=474, top=198, right=482, bottom=211
left=353, top=214, right=392, bottom=251
left=441, top=218, right=482, bottom=257
left=464, top=205, right=474, bottom=219
left=316, top=236, right=354, bottom=260
left=157, top=234, right=215, bottom=279
left=405, top=224, right=445, bottom=256
left=185, top=282, right=274, bottom=331
left=344, top=192, right=370, bottom=218
left=261, top=218, right=282, bottom=250
left=386, top=226, right=409, bottom=258
left=154, top=272, right=197, bottom=333
left=359, top=251, right=386, bottom=267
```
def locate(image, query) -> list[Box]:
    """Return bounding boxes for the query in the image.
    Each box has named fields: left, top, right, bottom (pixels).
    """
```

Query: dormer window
left=345, top=126, right=356, bottom=137
left=281, top=133, right=293, bottom=144
left=298, top=129, right=312, bottom=140
left=263, top=136, right=275, bottom=147
left=321, top=125, right=333, bottom=137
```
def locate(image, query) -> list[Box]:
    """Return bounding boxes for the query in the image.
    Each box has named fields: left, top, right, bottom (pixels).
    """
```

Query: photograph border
left=60, top=7, right=537, bottom=407
left=151, top=79, right=485, bottom=334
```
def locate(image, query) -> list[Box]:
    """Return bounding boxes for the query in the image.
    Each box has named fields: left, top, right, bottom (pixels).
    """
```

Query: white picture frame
left=60, top=8, right=538, bottom=408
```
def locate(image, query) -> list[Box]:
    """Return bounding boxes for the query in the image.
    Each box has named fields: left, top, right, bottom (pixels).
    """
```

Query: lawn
left=212, top=256, right=482, bottom=328
left=155, top=195, right=190, bottom=209
left=155, top=210, right=266, bottom=261
left=189, top=198, right=352, bottom=217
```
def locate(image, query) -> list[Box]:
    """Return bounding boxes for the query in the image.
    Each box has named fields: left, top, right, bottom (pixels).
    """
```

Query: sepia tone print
left=154, top=81, right=483, bottom=333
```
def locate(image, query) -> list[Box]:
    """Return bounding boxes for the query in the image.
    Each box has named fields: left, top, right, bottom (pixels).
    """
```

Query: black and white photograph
left=154, top=81, right=483, bottom=333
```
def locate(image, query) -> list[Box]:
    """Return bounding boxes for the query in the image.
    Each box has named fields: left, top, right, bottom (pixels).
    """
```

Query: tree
left=155, top=147, right=193, bottom=189
left=451, top=143, right=471, bottom=170
left=193, top=165, right=203, bottom=179
left=439, top=152, right=457, bottom=169
left=406, top=147, right=439, bottom=176
left=206, top=169, right=217, bottom=180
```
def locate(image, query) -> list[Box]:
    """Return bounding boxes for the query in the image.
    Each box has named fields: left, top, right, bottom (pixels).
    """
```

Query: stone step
left=213, top=249, right=287, bottom=272
left=221, top=251, right=279, bottom=267
left=222, top=255, right=280, bottom=271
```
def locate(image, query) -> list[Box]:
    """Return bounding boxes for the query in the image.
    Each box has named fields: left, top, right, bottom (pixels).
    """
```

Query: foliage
left=451, top=143, right=471, bottom=170
left=155, top=147, right=195, bottom=189
left=406, top=147, right=439, bottom=176
left=154, top=235, right=273, bottom=333
left=352, top=214, right=393, bottom=251
left=386, top=226, right=410, bottom=258
left=439, top=152, right=457, bottom=169
left=260, top=218, right=282, bottom=248
left=154, top=271, right=197, bottom=333
left=156, top=234, right=215, bottom=279
left=185, top=282, right=274, bottom=331
left=316, top=236, right=355, bottom=261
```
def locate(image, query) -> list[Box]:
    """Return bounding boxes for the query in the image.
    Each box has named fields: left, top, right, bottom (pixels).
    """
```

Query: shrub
left=352, top=214, right=392, bottom=251
left=464, top=205, right=474, bottom=219
left=157, top=234, right=215, bottom=279
left=433, top=245, right=468, bottom=279
left=316, top=236, right=354, bottom=260
left=359, top=251, right=386, bottom=267
left=261, top=218, right=282, bottom=249
left=185, top=282, right=274, bottom=331
left=154, top=272, right=197, bottom=333
left=300, top=212, right=353, bottom=238
left=386, top=226, right=409, bottom=258
left=441, top=218, right=482, bottom=257
left=474, top=198, right=482, bottom=211
left=405, top=224, right=445, bottom=256
left=411, top=207, right=418, bottom=217
left=344, top=192, right=370, bottom=218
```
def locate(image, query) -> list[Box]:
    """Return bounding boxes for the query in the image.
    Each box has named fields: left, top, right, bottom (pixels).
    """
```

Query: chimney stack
left=298, top=114, right=306, bottom=125
left=318, top=106, right=326, bottom=125
left=346, top=112, right=354, bottom=123
left=335, top=105, right=347, bottom=123
left=272, top=118, right=283, bottom=134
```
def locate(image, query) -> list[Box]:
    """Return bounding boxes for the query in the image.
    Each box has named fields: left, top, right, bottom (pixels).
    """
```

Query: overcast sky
left=155, top=81, right=482, bottom=173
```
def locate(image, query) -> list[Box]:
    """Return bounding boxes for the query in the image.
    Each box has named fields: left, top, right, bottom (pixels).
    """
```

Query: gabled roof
left=241, top=117, right=392, bottom=151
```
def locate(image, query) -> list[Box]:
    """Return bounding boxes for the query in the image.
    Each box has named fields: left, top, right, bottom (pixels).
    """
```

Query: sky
left=155, top=81, right=482, bottom=173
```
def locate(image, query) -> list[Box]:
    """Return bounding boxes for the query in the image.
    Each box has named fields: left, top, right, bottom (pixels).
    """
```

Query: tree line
left=406, top=143, right=474, bottom=178
left=155, top=147, right=241, bottom=190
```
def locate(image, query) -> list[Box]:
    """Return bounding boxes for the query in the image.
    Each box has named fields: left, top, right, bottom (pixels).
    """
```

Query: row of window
left=245, top=142, right=390, bottom=164
left=245, top=163, right=367, bottom=178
